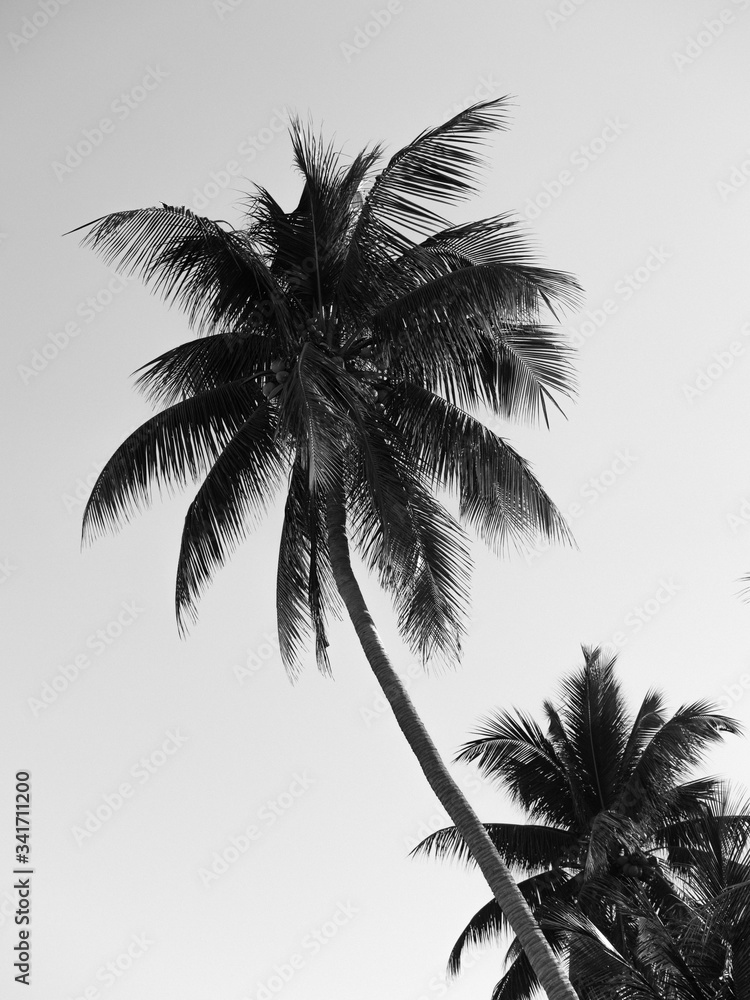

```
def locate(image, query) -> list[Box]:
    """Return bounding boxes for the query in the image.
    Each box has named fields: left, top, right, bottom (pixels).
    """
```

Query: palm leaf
left=134, top=332, right=274, bottom=406
left=76, top=205, right=296, bottom=344
left=82, top=381, right=261, bottom=542
left=175, top=404, right=288, bottom=631
left=383, top=383, right=573, bottom=554
left=412, top=821, right=577, bottom=873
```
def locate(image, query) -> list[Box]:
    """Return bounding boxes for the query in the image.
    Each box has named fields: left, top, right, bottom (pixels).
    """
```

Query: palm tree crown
left=77, top=99, right=578, bottom=676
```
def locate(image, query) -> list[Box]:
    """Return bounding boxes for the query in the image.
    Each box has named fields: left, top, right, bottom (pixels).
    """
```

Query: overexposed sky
left=3, top=2, right=750, bottom=998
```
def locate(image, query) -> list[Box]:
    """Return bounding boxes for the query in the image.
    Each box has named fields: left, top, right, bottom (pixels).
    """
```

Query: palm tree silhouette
left=414, top=646, right=741, bottom=999
left=76, top=100, right=581, bottom=1000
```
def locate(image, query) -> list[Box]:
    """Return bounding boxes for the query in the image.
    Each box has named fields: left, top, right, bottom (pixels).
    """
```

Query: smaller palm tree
left=413, top=646, right=741, bottom=1000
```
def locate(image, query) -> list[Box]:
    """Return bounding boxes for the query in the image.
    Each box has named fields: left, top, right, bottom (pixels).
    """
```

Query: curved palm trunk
left=325, top=494, right=578, bottom=1000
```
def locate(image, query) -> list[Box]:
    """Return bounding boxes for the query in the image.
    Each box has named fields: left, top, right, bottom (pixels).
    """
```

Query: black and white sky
left=3, top=1, right=750, bottom=998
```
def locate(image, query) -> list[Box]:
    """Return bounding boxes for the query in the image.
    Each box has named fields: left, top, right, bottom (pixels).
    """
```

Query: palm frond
left=357, top=99, right=511, bottom=240
left=76, top=205, right=295, bottom=344
left=412, top=821, right=577, bottom=873
left=276, top=460, right=341, bottom=677
left=557, top=648, right=632, bottom=812
left=82, top=381, right=260, bottom=543
left=134, top=332, right=273, bottom=406
left=373, top=263, right=578, bottom=413
left=456, top=710, right=574, bottom=827
left=446, top=869, right=571, bottom=978
left=346, top=403, right=472, bottom=665
left=383, top=383, right=573, bottom=555
left=175, top=404, right=288, bottom=632
left=626, top=703, right=742, bottom=816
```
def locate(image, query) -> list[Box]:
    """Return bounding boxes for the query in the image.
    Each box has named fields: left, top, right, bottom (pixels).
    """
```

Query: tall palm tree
left=75, top=100, right=581, bottom=1000
left=414, top=646, right=741, bottom=999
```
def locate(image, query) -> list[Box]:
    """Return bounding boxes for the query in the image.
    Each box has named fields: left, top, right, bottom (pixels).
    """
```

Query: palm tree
left=543, top=784, right=750, bottom=999
left=75, top=100, right=582, bottom=1000
left=414, top=646, right=741, bottom=999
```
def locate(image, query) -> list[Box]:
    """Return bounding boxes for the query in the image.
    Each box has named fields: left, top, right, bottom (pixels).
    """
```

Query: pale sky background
left=2, top=1, right=750, bottom=998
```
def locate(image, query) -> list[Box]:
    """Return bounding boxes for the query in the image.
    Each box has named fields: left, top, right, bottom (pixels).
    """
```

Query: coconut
left=271, top=358, right=286, bottom=373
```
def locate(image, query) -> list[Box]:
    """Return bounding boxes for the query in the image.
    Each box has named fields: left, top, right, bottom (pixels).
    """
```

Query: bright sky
left=3, top=1, right=750, bottom=998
